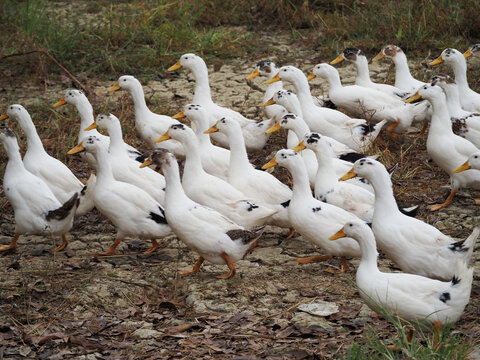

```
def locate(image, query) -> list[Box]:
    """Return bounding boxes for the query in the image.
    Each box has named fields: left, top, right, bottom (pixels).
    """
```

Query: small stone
left=132, top=328, right=162, bottom=339
left=19, top=345, right=32, bottom=357
left=297, top=301, right=339, bottom=317
left=283, top=290, right=299, bottom=303
left=291, top=312, right=335, bottom=329
left=266, top=283, right=279, bottom=295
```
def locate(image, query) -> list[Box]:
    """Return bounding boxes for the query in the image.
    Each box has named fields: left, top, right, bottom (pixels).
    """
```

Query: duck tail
left=366, top=119, right=387, bottom=140
left=76, top=173, right=96, bottom=216
left=46, top=192, right=79, bottom=221
left=448, top=227, right=479, bottom=262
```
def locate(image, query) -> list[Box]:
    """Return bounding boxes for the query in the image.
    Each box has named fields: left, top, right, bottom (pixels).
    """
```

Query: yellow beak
left=372, top=51, right=385, bottom=62
left=246, top=68, right=260, bottom=80
left=262, top=157, right=278, bottom=170
left=67, top=142, right=85, bottom=155
left=204, top=124, right=218, bottom=134
left=262, top=97, right=276, bottom=106
left=168, top=60, right=182, bottom=71
left=329, top=227, right=346, bottom=240
left=429, top=55, right=444, bottom=66
left=453, top=160, right=471, bottom=173
left=265, top=73, right=281, bottom=84
left=172, top=110, right=185, bottom=119
left=293, top=141, right=306, bottom=152
left=463, top=49, right=473, bottom=59
left=140, top=157, right=153, bottom=168
left=405, top=91, right=422, bottom=103
left=53, top=97, right=67, bottom=108
left=265, top=122, right=282, bottom=134
left=0, top=112, right=8, bottom=121
left=330, top=53, right=344, bottom=65
left=339, top=168, right=356, bottom=181
left=155, top=131, right=171, bottom=143
left=84, top=121, right=97, bottom=131
left=307, top=72, right=316, bottom=82
left=108, top=82, right=121, bottom=92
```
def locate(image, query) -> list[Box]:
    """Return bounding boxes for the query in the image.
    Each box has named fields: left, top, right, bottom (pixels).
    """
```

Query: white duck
left=156, top=123, right=276, bottom=228
left=1, top=105, right=94, bottom=216
left=172, top=104, right=231, bottom=180
left=430, top=48, right=480, bottom=112
left=168, top=53, right=271, bottom=151
left=294, top=133, right=375, bottom=222
left=340, top=157, right=479, bottom=281
left=0, top=126, right=78, bottom=252
left=85, top=113, right=166, bottom=205
left=263, top=149, right=361, bottom=272
left=310, top=63, right=428, bottom=137
left=53, top=89, right=145, bottom=167
left=267, top=65, right=385, bottom=150
left=108, top=75, right=185, bottom=158
left=430, top=74, right=480, bottom=148
left=330, top=220, right=474, bottom=325
left=372, top=45, right=426, bottom=93
left=331, top=47, right=407, bottom=98
left=68, top=136, right=171, bottom=256
left=407, top=84, right=480, bottom=210
left=149, top=148, right=264, bottom=279
left=455, top=152, right=480, bottom=204
left=206, top=117, right=292, bottom=230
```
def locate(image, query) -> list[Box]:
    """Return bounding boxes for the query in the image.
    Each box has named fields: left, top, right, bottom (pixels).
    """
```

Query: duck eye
left=123, top=79, right=126, bottom=81
left=349, top=224, right=353, bottom=227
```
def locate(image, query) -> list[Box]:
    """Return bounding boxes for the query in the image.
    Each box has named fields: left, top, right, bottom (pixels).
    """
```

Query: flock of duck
left=1, top=44, right=480, bottom=331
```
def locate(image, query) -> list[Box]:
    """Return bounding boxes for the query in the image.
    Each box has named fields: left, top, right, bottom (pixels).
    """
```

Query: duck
left=206, top=117, right=292, bottom=230
left=429, top=48, right=480, bottom=112
left=294, top=133, right=375, bottom=222
left=406, top=83, right=480, bottom=210
left=156, top=123, right=276, bottom=228
left=430, top=74, right=480, bottom=148
left=172, top=104, right=230, bottom=180
left=68, top=135, right=171, bottom=256
left=330, top=219, right=475, bottom=325
left=168, top=53, right=271, bottom=151
left=331, top=47, right=407, bottom=98
left=340, top=157, right=479, bottom=281
left=263, top=149, right=361, bottom=272
left=53, top=89, right=146, bottom=167
left=454, top=152, right=480, bottom=204
left=85, top=113, right=166, bottom=205
left=267, top=65, right=385, bottom=150
left=1, top=105, right=94, bottom=216
left=371, top=45, right=427, bottom=93
left=107, top=75, right=185, bottom=158
left=310, top=63, right=428, bottom=137
left=0, top=125, right=78, bottom=252
left=147, top=148, right=264, bottom=279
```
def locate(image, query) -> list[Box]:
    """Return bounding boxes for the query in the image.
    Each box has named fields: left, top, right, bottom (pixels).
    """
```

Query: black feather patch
left=367, top=223, right=373, bottom=228
left=247, top=202, right=259, bottom=212
left=448, top=240, right=468, bottom=252
left=399, top=205, right=419, bottom=218
left=359, top=124, right=376, bottom=135
left=281, top=199, right=290, bottom=208
left=323, top=99, right=337, bottom=109
left=451, top=275, right=461, bottom=285
left=339, top=152, right=366, bottom=163
left=149, top=206, right=168, bottom=224
left=135, top=154, right=148, bottom=163
left=46, top=193, right=78, bottom=221
left=439, top=292, right=451, bottom=303
left=80, top=185, right=87, bottom=196
left=312, top=206, right=322, bottom=212
left=227, top=226, right=264, bottom=245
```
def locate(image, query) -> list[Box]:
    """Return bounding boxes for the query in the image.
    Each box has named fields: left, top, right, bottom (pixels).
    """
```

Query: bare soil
left=0, top=41, right=479, bottom=359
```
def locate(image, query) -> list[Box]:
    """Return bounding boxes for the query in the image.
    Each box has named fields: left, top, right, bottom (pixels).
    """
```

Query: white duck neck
left=16, top=113, right=47, bottom=155
left=442, top=84, right=465, bottom=116
left=392, top=52, right=415, bottom=83
left=354, top=56, right=373, bottom=85
left=356, top=229, right=380, bottom=274
left=76, top=98, right=101, bottom=140
left=288, top=119, right=310, bottom=140
left=128, top=82, right=151, bottom=119
left=288, top=157, right=314, bottom=201
left=224, top=126, right=251, bottom=176
left=104, top=120, right=127, bottom=156
left=312, top=147, right=337, bottom=194
left=180, top=134, right=206, bottom=180
left=3, top=137, right=24, bottom=170
left=366, top=168, right=399, bottom=214
left=427, top=94, right=453, bottom=135
left=93, top=146, right=115, bottom=184
left=450, top=58, right=469, bottom=91
left=280, top=96, right=303, bottom=117
left=191, top=113, right=212, bottom=146
left=189, top=62, right=214, bottom=106
left=288, top=74, right=316, bottom=110
left=323, top=69, right=343, bottom=92
left=163, top=161, right=191, bottom=206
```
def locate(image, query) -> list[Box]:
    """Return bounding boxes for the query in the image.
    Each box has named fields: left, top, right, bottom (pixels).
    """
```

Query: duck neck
left=128, top=84, right=150, bottom=120
left=356, top=230, right=380, bottom=274
left=225, top=129, right=251, bottom=177
left=290, top=119, right=310, bottom=140
left=354, top=57, right=373, bottom=85
left=368, top=170, right=400, bottom=214
left=3, top=137, right=24, bottom=172
left=190, top=63, right=213, bottom=105
left=17, top=113, right=47, bottom=155
left=283, top=98, right=303, bottom=117
left=313, top=150, right=336, bottom=194
left=451, top=59, right=469, bottom=91
left=392, top=52, right=414, bottom=82
left=289, top=159, right=314, bottom=201
left=428, top=96, right=454, bottom=135
left=442, top=85, right=464, bottom=116
left=163, top=162, right=192, bottom=206
left=93, top=147, right=115, bottom=185
left=105, top=122, right=127, bottom=155
left=192, top=114, right=212, bottom=146
left=76, top=99, right=99, bottom=140
left=323, top=70, right=343, bottom=92
left=181, top=136, right=207, bottom=180
left=290, top=76, right=316, bottom=109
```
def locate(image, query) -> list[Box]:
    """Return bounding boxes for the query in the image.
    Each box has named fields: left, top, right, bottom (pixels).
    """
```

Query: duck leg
left=387, top=328, right=414, bottom=351
left=326, top=256, right=350, bottom=274
left=286, top=227, right=296, bottom=240
left=429, top=189, right=457, bottom=211
left=217, top=253, right=236, bottom=279
left=386, top=119, right=402, bottom=139
left=178, top=257, right=204, bottom=275
left=296, top=255, right=333, bottom=264
left=0, top=233, right=20, bottom=252
left=143, top=239, right=159, bottom=254
left=53, top=234, right=69, bottom=252
left=408, top=123, right=428, bottom=137
left=432, top=320, right=441, bottom=349
left=96, top=238, right=122, bottom=256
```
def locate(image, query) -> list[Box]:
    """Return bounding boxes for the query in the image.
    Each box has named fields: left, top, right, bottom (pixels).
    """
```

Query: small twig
left=1, top=49, right=88, bottom=94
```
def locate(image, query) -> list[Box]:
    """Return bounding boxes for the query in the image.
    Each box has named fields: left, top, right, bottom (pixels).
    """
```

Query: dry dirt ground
left=1, top=41, right=480, bottom=359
